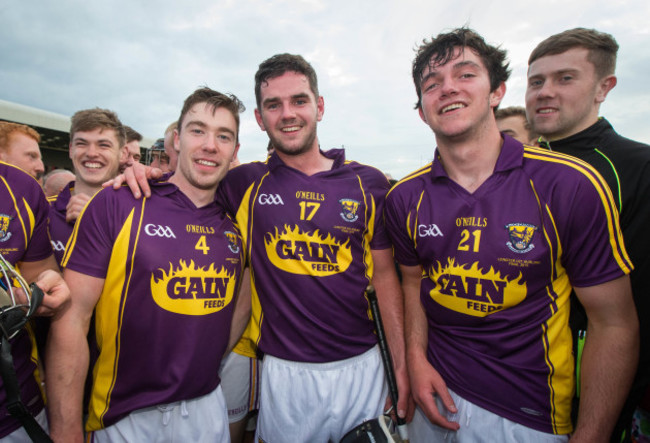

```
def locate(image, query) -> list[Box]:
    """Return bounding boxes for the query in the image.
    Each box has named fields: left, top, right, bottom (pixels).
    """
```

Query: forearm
left=45, top=312, right=90, bottom=442
left=402, top=265, right=428, bottom=364
left=227, top=268, right=252, bottom=352
left=572, top=321, right=639, bottom=441
left=371, top=251, right=406, bottom=372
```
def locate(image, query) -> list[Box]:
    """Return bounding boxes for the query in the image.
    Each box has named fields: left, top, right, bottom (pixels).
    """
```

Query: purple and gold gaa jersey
left=63, top=180, right=244, bottom=431
left=0, top=162, right=51, bottom=437
left=385, top=136, right=632, bottom=435
left=218, top=149, right=391, bottom=363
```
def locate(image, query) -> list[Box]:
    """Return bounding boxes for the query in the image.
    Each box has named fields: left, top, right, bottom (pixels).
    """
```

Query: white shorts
left=1, top=409, right=48, bottom=443
left=219, top=351, right=262, bottom=423
left=256, top=345, right=387, bottom=443
left=409, top=388, right=569, bottom=442
left=88, top=385, right=229, bottom=443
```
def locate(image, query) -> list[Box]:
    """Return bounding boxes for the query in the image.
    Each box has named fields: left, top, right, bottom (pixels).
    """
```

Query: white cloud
left=1, top=0, right=649, bottom=178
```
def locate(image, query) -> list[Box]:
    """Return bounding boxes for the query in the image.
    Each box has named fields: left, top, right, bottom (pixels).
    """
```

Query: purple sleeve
left=554, top=169, right=631, bottom=287
left=384, top=183, right=420, bottom=266
left=22, top=183, right=53, bottom=263
left=63, top=188, right=123, bottom=279
left=362, top=166, right=391, bottom=251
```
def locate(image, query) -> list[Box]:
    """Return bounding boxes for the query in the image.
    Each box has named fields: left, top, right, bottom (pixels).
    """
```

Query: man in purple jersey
left=46, top=88, right=246, bottom=442
left=217, top=53, right=409, bottom=442
left=384, top=28, right=638, bottom=441
left=0, top=162, right=70, bottom=440
left=48, top=108, right=125, bottom=266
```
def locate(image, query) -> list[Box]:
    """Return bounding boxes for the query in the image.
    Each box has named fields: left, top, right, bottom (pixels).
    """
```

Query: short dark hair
left=124, top=125, right=142, bottom=143
left=255, top=54, right=319, bottom=109
left=528, top=28, right=618, bottom=78
left=70, top=108, right=126, bottom=147
left=412, top=28, right=510, bottom=109
left=177, top=87, right=245, bottom=143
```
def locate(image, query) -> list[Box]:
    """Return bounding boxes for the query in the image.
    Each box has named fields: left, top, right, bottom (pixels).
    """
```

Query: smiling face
left=69, top=127, right=122, bottom=190
left=254, top=71, right=324, bottom=157
left=526, top=47, right=614, bottom=141
left=417, top=47, right=504, bottom=142
left=171, top=102, right=239, bottom=201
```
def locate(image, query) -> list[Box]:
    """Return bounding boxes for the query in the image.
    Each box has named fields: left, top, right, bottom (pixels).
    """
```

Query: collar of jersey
left=267, top=148, right=346, bottom=172
left=429, top=135, right=524, bottom=181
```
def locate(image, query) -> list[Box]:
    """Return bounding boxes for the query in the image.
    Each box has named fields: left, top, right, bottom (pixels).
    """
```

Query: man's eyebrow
left=184, top=120, right=207, bottom=128
left=420, top=60, right=481, bottom=85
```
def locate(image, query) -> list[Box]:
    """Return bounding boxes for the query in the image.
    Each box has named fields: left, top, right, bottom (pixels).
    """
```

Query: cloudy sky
left=2, top=0, right=649, bottom=179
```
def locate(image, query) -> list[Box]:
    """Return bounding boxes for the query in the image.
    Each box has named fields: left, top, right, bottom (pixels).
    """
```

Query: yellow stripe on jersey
left=234, top=183, right=265, bottom=357
left=86, top=202, right=144, bottom=431
left=23, top=198, right=36, bottom=240
left=529, top=176, right=574, bottom=433
left=0, top=175, right=28, bottom=250
left=523, top=147, right=631, bottom=273
left=542, top=270, right=574, bottom=434
left=385, top=164, right=431, bottom=199
left=358, top=173, right=375, bottom=283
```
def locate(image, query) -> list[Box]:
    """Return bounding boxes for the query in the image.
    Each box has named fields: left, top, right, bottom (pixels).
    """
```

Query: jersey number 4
left=195, top=235, right=210, bottom=255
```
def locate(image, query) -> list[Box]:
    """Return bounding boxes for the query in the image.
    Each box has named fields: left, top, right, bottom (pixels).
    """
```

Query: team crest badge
left=224, top=231, right=240, bottom=254
left=339, top=198, right=360, bottom=222
left=0, top=215, right=12, bottom=243
left=505, top=223, right=536, bottom=253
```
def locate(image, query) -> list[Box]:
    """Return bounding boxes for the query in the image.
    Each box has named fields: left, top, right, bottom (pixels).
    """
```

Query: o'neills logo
left=151, top=260, right=236, bottom=315
left=264, top=225, right=352, bottom=276
left=429, top=258, right=527, bottom=317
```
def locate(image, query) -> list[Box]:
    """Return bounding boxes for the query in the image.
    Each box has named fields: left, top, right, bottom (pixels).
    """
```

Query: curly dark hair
left=412, top=28, right=510, bottom=109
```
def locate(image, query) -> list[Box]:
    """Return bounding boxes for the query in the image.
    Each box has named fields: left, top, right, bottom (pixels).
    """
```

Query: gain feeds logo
left=264, top=225, right=352, bottom=276
left=429, top=258, right=527, bottom=317
left=505, top=223, right=537, bottom=253
left=339, top=198, right=360, bottom=222
left=151, top=260, right=236, bottom=315
left=0, top=214, right=12, bottom=242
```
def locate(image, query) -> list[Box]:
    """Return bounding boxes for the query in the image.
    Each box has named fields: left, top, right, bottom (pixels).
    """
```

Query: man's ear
left=596, top=75, right=617, bottom=103
left=254, top=108, right=266, bottom=131
left=489, top=82, right=506, bottom=109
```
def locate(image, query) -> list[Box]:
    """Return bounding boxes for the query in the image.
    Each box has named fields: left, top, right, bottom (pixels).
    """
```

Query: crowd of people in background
left=0, top=25, right=648, bottom=443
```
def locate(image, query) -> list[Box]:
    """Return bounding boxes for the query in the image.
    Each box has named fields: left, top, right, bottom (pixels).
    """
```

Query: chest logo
left=505, top=223, right=537, bottom=253
left=419, top=224, right=444, bottom=237
left=265, top=225, right=352, bottom=276
left=145, top=224, right=176, bottom=239
left=0, top=214, right=12, bottom=243
left=429, top=258, right=527, bottom=317
left=224, top=231, right=240, bottom=254
left=258, top=194, right=284, bottom=205
left=339, top=198, right=360, bottom=223
left=151, top=260, right=236, bottom=315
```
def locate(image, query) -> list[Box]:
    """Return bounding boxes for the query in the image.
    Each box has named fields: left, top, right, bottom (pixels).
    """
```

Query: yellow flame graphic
left=429, top=258, right=527, bottom=317
left=150, top=260, right=236, bottom=315
left=264, top=225, right=352, bottom=276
